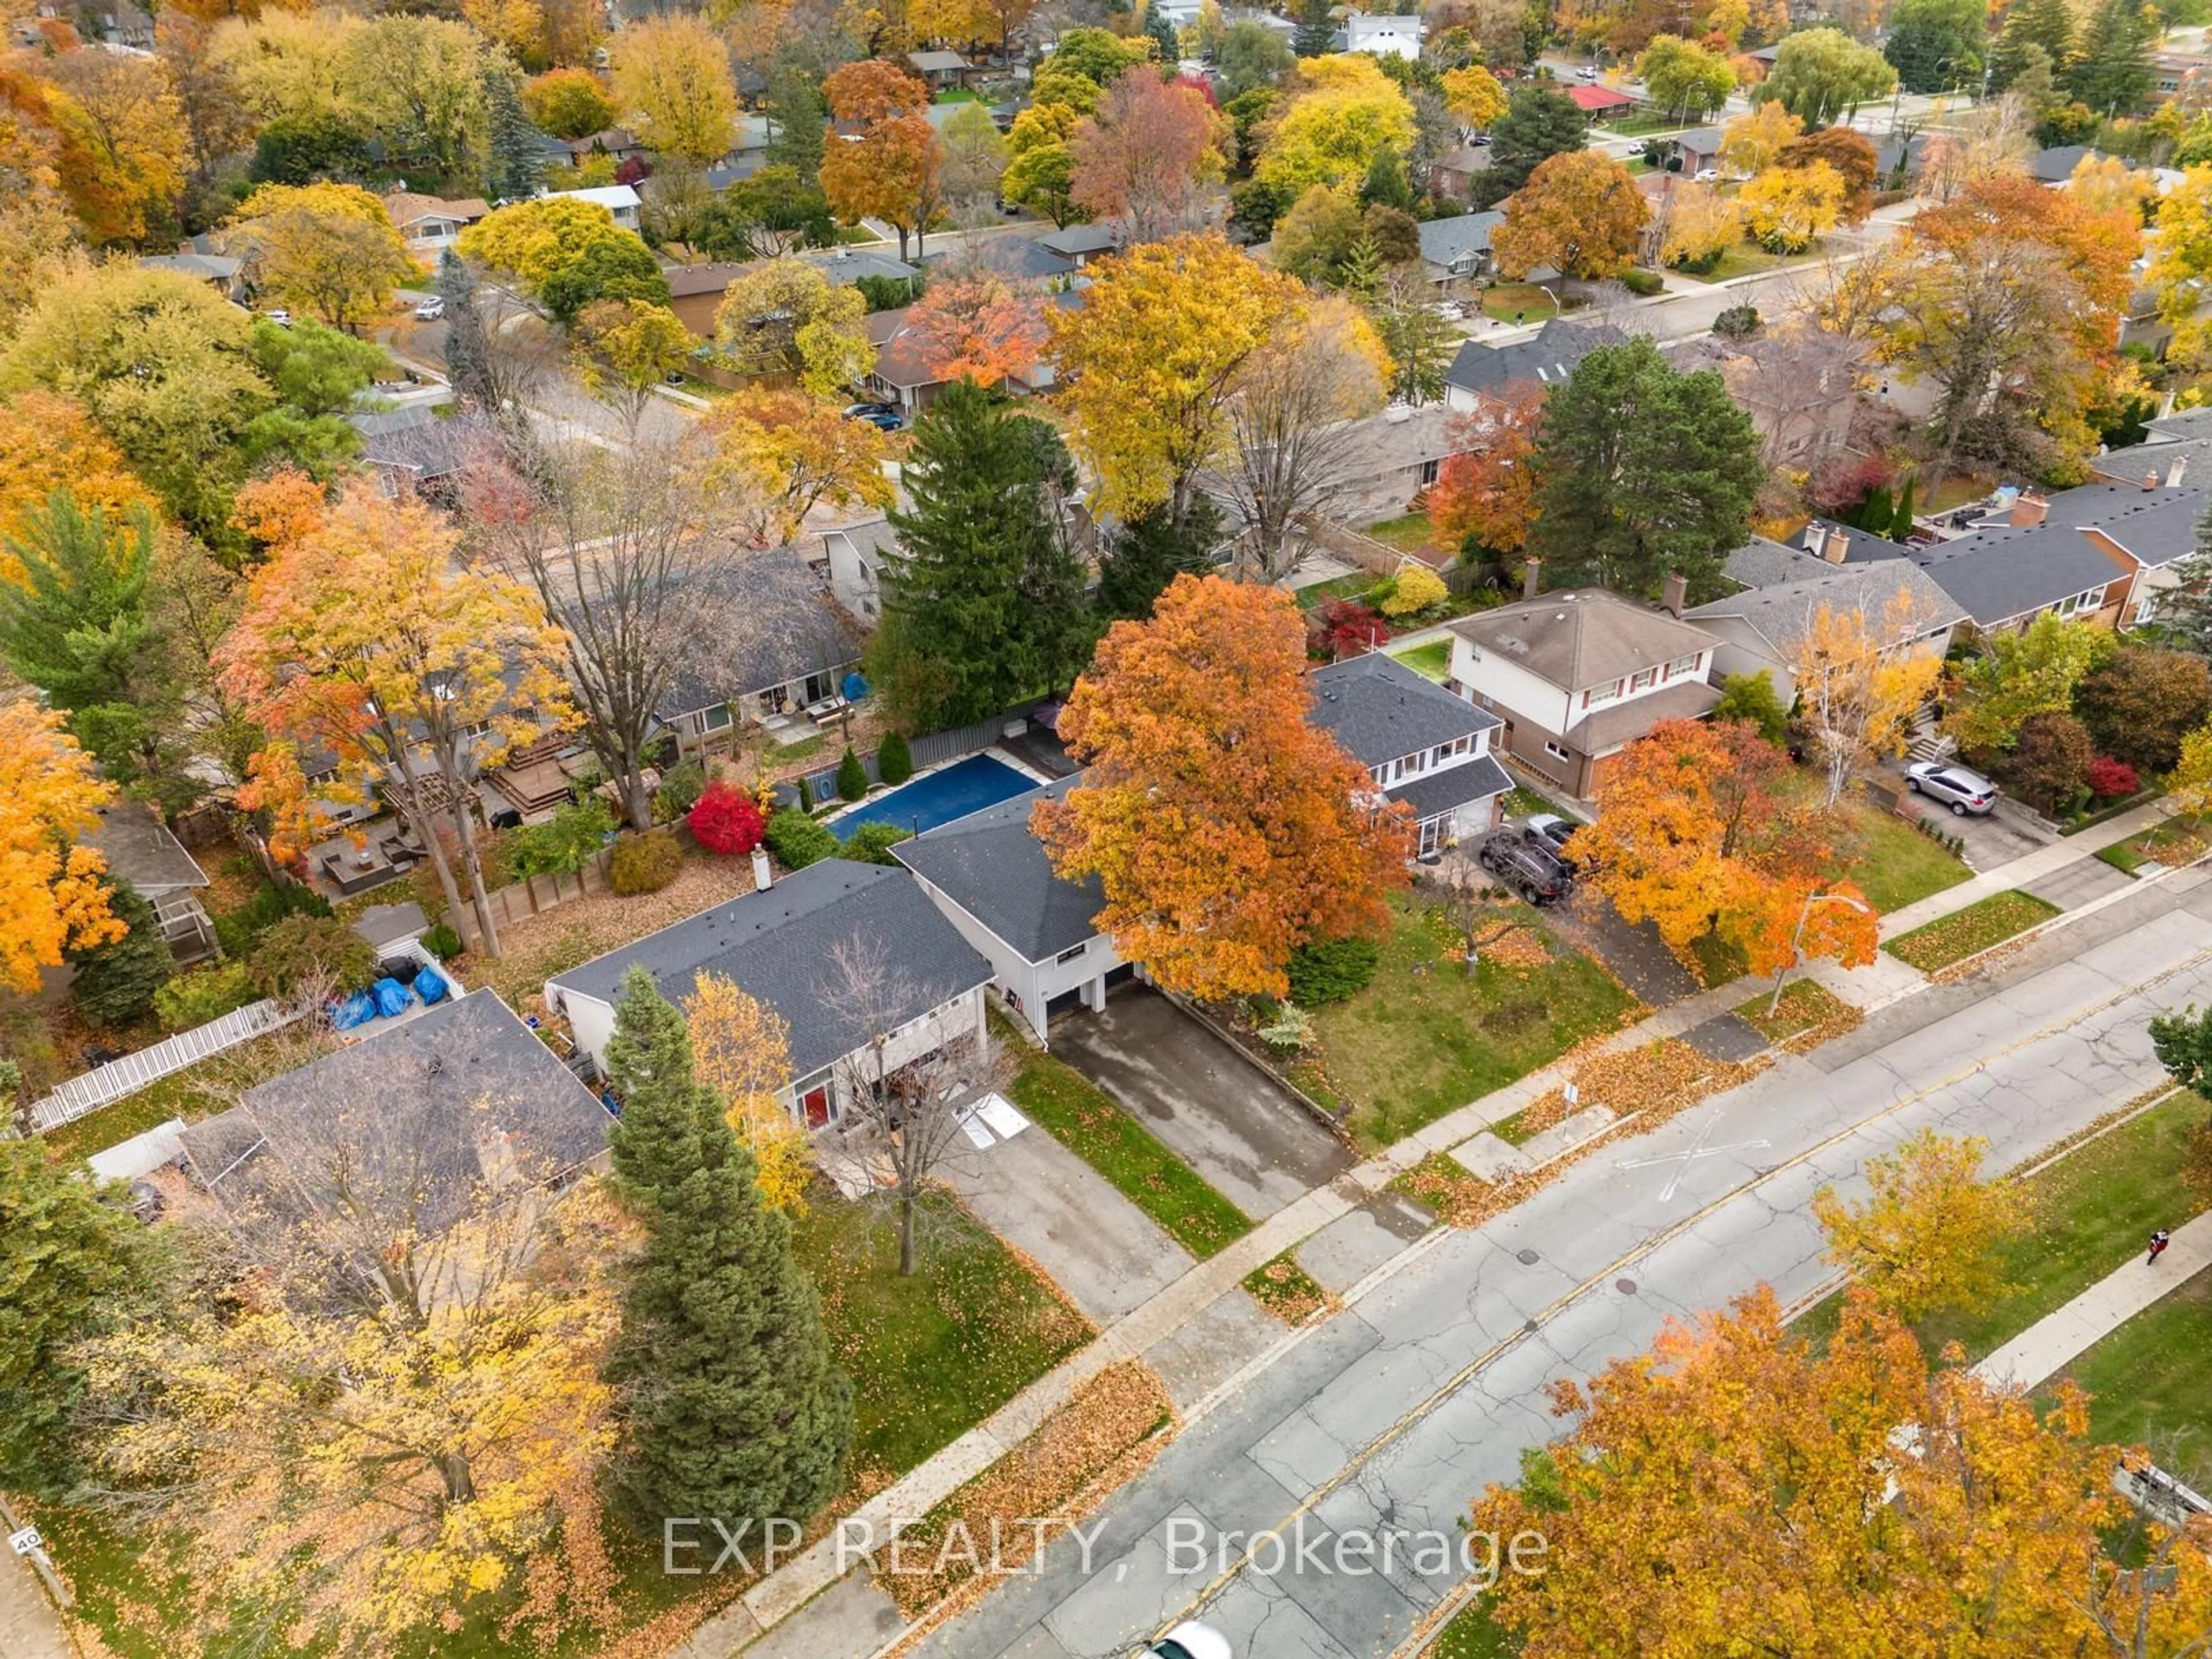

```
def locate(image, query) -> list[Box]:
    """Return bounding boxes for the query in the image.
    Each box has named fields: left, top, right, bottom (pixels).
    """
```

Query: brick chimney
left=2144, top=471, right=2159, bottom=492
left=1522, top=555, right=1541, bottom=600
left=1820, top=524, right=1849, bottom=563
left=1661, top=570, right=1687, bottom=617
left=2010, top=493, right=2048, bottom=528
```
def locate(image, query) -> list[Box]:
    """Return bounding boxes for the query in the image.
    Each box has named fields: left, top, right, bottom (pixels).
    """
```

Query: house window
left=699, top=703, right=732, bottom=733
left=1544, top=740, right=1573, bottom=762
left=803, top=669, right=837, bottom=703
left=1666, top=653, right=1701, bottom=679
left=1583, top=680, right=1623, bottom=708
left=2055, top=586, right=2107, bottom=618
left=2133, top=593, right=2161, bottom=626
left=1630, top=668, right=1657, bottom=693
left=1055, top=942, right=1086, bottom=964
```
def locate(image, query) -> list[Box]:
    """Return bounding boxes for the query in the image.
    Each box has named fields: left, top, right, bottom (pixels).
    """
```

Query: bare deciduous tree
left=461, top=430, right=737, bottom=830
left=1221, top=300, right=1394, bottom=584
left=817, top=939, right=1006, bottom=1277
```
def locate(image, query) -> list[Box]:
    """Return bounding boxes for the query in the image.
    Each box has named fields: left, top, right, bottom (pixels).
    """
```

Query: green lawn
left=1298, top=896, right=1639, bottom=1153
left=2097, top=815, right=2206, bottom=877
left=1389, top=639, right=1451, bottom=681
left=1478, top=284, right=1569, bottom=324
left=1296, top=571, right=1378, bottom=609
left=1797, top=1091, right=2212, bottom=1362
left=1696, top=240, right=1832, bottom=282
left=794, top=1190, right=1093, bottom=1476
left=1735, top=978, right=1850, bottom=1045
left=1503, top=786, right=1560, bottom=820
left=1832, top=797, right=1972, bottom=914
left=1885, top=890, right=2060, bottom=974
left=37, top=1027, right=315, bottom=1166
left=1434, top=1600, right=1521, bottom=1656
left=1366, top=512, right=1437, bottom=554
left=2047, top=1268, right=2212, bottom=1476
left=1005, top=1042, right=1254, bottom=1259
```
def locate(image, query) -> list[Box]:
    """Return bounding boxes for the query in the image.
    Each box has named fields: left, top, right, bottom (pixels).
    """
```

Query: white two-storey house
left=1309, top=652, right=1514, bottom=859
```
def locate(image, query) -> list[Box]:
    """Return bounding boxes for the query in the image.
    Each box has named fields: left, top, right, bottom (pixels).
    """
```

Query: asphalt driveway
left=1050, top=984, right=1355, bottom=1221
left=945, top=1113, right=1193, bottom=1326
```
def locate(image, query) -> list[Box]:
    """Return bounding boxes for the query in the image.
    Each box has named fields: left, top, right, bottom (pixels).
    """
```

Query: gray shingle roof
left=646, top=546, right=864, bottom=719
left=925, top=236, right=1075, bottom=281
left=84, top=802, right=206, bottom=893
left=1418, top=211, right=1504, bottom=271
left=1449, top=590, right=1719, bottom=693
left=546, top=860, right=991, bottom=1077
left=1722, top=535, right=1830, bottom=589
left=1040, top=224, right=1119, bottom=257
left=2024, top=483, right=2205, bottom=566
left=180, top=991, right=610, bottom=1238
left=1565, top=677, right=1722, bottom=751
left=1905, top=524, right=2130, bottom=626
left=893, top=777, right=1106, bottom=962
left=1309, top=653, right=1501, bottom=766
left=1444, top=318, right=1628, bottom=398
left=1688, top=560, right=1967, bottom=654
left=1386, top=752, right=1512, bottom=820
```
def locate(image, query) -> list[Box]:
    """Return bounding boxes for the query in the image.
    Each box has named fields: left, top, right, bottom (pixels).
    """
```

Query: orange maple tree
left=820, top=60, right=940, bottom=260
left=1474, top=1286, right=2212, bottom=1657
left=0, top=391, right=154, bottom=581
left=1069, top=67, right=1224, bottom=241
left=1032, top=574, right=1412, bottom=1001
left=1425, top=382, right=1546, bottom=558
left=1573, top=717, right=1873, bottom=974
left=0, top=699, right=124, bottom=994
left=901, top=272, right=1048, bottom=388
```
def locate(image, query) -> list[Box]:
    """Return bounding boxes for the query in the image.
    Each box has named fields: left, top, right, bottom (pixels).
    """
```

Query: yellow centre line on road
left=1142, top=942, right=2212, bottom=1647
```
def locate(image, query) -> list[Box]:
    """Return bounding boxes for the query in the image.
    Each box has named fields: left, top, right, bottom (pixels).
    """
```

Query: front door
left=1418, top=815, right=1444, bottom=858
left=800, top=1082, right=832, bottom=1129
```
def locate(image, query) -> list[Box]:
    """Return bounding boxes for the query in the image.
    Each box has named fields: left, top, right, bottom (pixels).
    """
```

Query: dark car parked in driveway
left=1478, top=831, right=1574, bottom=904
left=1521, top=812, right=1585, bottom=872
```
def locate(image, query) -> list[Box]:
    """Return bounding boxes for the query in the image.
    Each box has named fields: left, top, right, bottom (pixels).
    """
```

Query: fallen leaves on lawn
left=874, top=1362, right=1176, bottom=1621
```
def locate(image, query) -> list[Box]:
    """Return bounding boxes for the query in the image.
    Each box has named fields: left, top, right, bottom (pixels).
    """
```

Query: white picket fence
left=25, top=999, right=305, bottom=1134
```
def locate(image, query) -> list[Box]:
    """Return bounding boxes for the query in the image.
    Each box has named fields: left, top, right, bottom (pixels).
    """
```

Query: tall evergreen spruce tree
left=877, top=381, right=1092, bottom=728
left=437, top=252, right=495, bottom=411
left=1527, top=336, right=1762, bottom=603
left=1097, top=498, right=1222, bottom=620
left=2066, top=0, right=2155, bottom=115
left=1293, top=0, right=1336, bottom=56
left=763, top=66, right=828, bottom=186
left=482, top=62, right=549, bottom=202
left=601, top=967, right=851, bottom=1531
left=0, top=491, right=156, bottom=721
left=67, top=881, right=173, bottom=1028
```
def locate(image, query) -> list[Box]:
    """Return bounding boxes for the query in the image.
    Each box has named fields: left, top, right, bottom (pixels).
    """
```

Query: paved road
left=912, top=869, right=2212, bottom=1659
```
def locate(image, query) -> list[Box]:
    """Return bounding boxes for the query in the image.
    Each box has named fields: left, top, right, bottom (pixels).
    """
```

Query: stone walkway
left=707, top=807, right=2195, bottom=1656
left=1976, top=1209, right=2212, bottom=1392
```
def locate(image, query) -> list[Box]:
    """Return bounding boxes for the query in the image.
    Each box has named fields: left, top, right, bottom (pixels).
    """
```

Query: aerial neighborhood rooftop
left=12, top=5, right=2212, bottom=1657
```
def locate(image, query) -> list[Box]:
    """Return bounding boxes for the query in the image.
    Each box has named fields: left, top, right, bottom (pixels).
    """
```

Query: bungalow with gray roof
left=84, top=801, right=217, bottom=963
left=894, top=776, right=1130, bottom=1044
left=1310, top=652, right=1512, bottom=858
left=1039, top=224, right=1120, bottom=266
left=1689, top=542, right=1965, bottom=704
left=1442, top=318, right=1628, bottom=412
left=546, top=859, right=991, bottom=1127
left=1903, top=482, right=2205, bottom=631
left=180, top=990, right=611, bottom=1238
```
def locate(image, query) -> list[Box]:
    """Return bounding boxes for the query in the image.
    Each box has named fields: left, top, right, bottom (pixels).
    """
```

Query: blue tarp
left=413, top=966, right=448, bottom=1005
left=371, top=977, right=413, bottom=1017
left=332, top=991, right=377, bottom=1031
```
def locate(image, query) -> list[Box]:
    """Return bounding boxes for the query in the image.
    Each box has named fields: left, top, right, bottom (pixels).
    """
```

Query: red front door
left=800, top=1084, right=832, bottom=1129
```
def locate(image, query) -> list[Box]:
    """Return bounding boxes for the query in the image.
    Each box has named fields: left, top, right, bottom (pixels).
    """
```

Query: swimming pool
left=827, top=752, right=1037, bottom=836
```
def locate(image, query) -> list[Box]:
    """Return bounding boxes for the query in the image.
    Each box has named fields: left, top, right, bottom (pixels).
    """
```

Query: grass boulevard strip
left=1101, top=936, right=2212, bottom=1657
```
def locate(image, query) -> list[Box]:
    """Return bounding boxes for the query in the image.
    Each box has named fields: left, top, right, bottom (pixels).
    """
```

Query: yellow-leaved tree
left=0, top=391, right=156, bottom=579
left=608, top=13, right=737, bottom=167
left=216, top=476, right=573, bottom=959
left=683, top=970, right=813, bottom=1214
left=1812, top=1128, right=2021, bottom=1320
left=1440, top=65, right=1508, bottom=132
left=1790, top=585, right=1946, bottom=806
left=704, top=388, right=895, bottom=547
left=1491, top=150, right=1648, bottom=281
left=1658, top=179, right=1742, bottom=270
left=1738, top=156, right=1844, bottom=252
left=0, top=700, right=124, bottom=993
left=1718, top=98, right=1802, bottom=176
left=1253, top=54, right=1416, bottom=198
left=79, top=1152, right=630, bottom=1648
left=570, top=298, right=695, bottom=439
left=227, top=181, right=415, bottom=330
left=1049, top=230, right=1300, bottom=525
left=711, top=257, right=877, bottom=396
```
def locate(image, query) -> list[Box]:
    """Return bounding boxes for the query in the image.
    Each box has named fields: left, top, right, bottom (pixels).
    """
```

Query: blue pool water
left=827, top=752, right=1036, bottom=836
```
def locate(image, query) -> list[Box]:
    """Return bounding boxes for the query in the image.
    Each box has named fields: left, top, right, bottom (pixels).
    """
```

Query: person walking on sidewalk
left=2148, top=1228, right=2171, bottom=1266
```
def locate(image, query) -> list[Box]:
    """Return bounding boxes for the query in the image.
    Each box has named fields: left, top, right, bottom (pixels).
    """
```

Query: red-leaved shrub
left=1309, top=599, right=1391, bottom=660
left=2086, top=756, right=2139, bottom=800
left=688, top=780, right=765, bottom=855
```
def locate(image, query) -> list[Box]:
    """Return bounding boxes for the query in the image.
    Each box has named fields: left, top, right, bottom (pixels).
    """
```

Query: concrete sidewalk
left=1976, top=1209, right=2212, bottom=1391
left=1881, top=800, right=2171, bottom=938
left=0, top=1537, right=71, bottom=1659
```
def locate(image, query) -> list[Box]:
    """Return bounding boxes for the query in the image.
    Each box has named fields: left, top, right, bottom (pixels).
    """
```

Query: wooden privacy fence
left=24, top=998, right=305, bottom=1133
